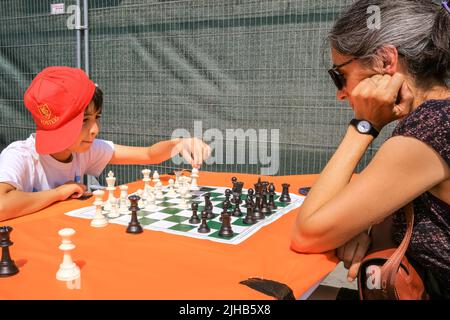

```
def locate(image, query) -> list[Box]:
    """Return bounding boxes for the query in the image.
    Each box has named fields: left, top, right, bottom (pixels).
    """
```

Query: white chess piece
left=167, top=179, right=176, bottom=197
left=142, top=169, right=151, bottom=200
left=104, top=171, right=116, bottom=211
left=145, top=190, right=157, bottom=212
left=136, top=189, right=145, bottom=208
left=107, top=199, right=120, bottom=219
left=152, top=170, right=160, bottom=184
left=56, top=228, right=81, bottom=282
left=155, top=181, right=164, bottom=200
left=91, top=190, right=108, bottom=227
left=118, top=185, right=129, bottom=214
left=178, top=187, right=189, bottom=209
left=190, top=168, right=199, bottom=191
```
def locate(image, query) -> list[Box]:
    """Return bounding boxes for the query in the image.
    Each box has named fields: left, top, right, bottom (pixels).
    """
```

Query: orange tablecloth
left=0, top=171, right=337, bottom=299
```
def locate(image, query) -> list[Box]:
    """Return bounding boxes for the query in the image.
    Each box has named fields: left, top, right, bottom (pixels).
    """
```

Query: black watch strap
left=349, top=119, right=379, bottom=139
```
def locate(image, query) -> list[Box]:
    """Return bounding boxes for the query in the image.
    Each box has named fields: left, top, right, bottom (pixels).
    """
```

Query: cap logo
left=37, top=104, right=59, bottom=126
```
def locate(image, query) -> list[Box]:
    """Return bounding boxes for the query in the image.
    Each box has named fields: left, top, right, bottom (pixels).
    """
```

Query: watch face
left=357, top=121, right=371, bottom=133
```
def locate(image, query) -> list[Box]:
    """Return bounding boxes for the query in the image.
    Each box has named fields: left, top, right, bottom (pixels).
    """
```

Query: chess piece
left=145, top=190, right=157, bottom=212
left=232, top=192, right=242, bottom=217
left=152, top=170, right=160, bottom=184
left=260, top=193, right=271, bottom=216
left=224, top=189, right=232, bottom=203
left=280, top=183, right=291, bottom=202
left=243, top=199, right=256, bottom=225
left=247, top=188, right=255, bottom=207
left=104, top=170, right=116, bottom=211
left=0, top=226, right=19, bottom=277
left=268, top=183, right=277, bottom=210
left=56, top=228, right=80, bottom=282
left=90, top=190, right=108, bottom=227
left=107, top=199, right=120, bottom=219
left=118, top=185, right=129, bottom=213
left=126, top=195, right=143, bottom=234
left=189, top=202, right=201, bottom=224
left=218, top=213, right=234, bottom=238
left=231, top=177, right=238, bottom=192
left=142, top=168, right=151, bottom=193
left=167, top=179, right=176, bottom=196
left=197, top=210, right=210, bottom=233
left=204, top=193, right=214, bottom=219
left=155, top=181, right=164, bottom=200
left=190, top=168, right=199, bottom=191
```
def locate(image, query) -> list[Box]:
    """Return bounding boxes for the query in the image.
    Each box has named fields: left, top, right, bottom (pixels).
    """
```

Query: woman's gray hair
left=329, top=0, right=450, bottom=83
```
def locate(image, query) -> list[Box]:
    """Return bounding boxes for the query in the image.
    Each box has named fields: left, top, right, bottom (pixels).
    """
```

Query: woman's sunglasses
left=328, top=58, right=358, bottom=90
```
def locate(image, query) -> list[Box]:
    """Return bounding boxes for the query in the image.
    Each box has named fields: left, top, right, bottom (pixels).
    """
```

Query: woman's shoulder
left=391, top=99, right=449, bottom=166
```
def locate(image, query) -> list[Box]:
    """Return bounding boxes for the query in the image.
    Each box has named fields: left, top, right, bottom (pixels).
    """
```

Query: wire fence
left=0, top=0, right=393, bottom=185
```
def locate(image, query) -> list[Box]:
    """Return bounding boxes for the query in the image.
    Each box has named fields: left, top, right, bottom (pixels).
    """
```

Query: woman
left=291, top=0, right=449, bottom=299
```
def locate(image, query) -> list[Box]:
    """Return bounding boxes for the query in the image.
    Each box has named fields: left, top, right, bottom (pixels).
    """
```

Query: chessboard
left=65, top=179, right=304, bottom=245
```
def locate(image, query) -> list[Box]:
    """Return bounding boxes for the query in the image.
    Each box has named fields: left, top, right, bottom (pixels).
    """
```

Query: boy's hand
left=56, top=181, right=87, bottom=200
left=336, top=231, right=372, bottom=282
left=350, top=73, right=414, bottom=131
left=173, top=138, right=212, bottom=169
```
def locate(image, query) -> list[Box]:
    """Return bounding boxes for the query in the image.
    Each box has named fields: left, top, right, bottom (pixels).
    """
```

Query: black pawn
left=126, top=195, right=143, bottom=234
left=268, top=183, right=277, bottom=210
left=231, top=177, right=238, bottom=192
left=280, top=183, right=291, bottom=202
left=197, top=210, right=210, bottom=233
left=204, top=193, right=214, bottom=219
left=220, top=199, right=231, bottom=222
left=218, top=213, right=234, bottom=238
left=260, top=194, right=271, bottom=216
left=247, top=188, right=255, bottom=207
left=189, top=202, right=201, bottom=224
left=0, top=226, right=19, bottom=277
left=224, top=189, right=232, bottom=203
left=243, top=199, right=256, bottom=225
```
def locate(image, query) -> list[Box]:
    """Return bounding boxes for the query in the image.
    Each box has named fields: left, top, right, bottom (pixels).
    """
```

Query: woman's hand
left=350, top=73, right=414, bottom=131
left=173, top=137, right=212, bottom=169
left=336, top=231, right=372, bottom=282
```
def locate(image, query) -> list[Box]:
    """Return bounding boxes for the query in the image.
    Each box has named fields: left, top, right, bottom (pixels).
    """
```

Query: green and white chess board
left=65, top=185, right=304, bottom=245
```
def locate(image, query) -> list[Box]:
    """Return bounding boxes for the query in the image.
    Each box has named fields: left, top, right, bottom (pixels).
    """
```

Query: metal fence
left=0, top=0, right=393, bottom=185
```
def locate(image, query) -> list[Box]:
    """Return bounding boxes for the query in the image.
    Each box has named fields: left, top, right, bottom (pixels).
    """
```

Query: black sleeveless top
left=389, top=99, right=450, bottom=297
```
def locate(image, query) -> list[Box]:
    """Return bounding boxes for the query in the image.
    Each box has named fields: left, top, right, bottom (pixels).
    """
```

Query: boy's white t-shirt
left=0, top=134, right=115, bottom=192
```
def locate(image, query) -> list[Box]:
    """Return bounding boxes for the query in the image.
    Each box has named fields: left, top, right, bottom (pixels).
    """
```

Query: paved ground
left=320, top=261, right=357, bottom=290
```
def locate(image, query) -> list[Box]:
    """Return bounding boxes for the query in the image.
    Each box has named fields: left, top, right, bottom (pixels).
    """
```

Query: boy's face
left=67, top=101, right=101, bottom=153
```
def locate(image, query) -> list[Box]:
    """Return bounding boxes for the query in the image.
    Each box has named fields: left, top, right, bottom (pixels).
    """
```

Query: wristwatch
left=349, top=119, right=379, bottom=139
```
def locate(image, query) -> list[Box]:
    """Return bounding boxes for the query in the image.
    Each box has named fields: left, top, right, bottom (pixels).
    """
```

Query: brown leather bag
left=357, top=203, right=429, bottom=300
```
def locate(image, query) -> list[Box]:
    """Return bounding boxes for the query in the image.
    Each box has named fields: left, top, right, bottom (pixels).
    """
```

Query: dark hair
left=329, top=0, right=450, bottom=83
left=91, top=86, right=103, bottom=113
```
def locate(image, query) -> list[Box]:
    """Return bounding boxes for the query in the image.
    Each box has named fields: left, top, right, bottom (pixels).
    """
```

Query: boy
left=0, top=66, right=211, bottom=221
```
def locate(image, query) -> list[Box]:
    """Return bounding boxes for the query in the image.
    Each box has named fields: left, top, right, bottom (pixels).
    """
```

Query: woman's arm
left=291, top=135, right=449, bottom=253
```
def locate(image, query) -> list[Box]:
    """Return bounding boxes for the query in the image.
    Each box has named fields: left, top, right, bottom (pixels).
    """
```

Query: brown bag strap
left=380, top=203, right=414, bottom=298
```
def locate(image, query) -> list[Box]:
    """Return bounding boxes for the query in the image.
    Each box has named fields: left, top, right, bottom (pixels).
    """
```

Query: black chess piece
left=280, top=183, right=291, bottom=202
left=218, top=213, right=234, bottom=238
left=197, top=210, right=211, bottom=233
left=260, top=194, right=271, bottom=216
left=231, top=177, right=238, bottom=192
left=235, top=182, right=244, bottom=195
left=204, top=193, right=214, bottom=219
left=126, top=195, right=143, bottom=234
left=224, top=189, right=232, bottom=203
left=220, top=199, right=231, bottom=222
left=247, top=188, right=255, bottom=207
left=0, top=226, right=19, bottom=277
left=243, top=198, right=256, bottom=225
left=189, top=202, right=201, bottom=224
left=268, top=185, right=277, bottom=210
left=231, top=192, right=242, bottom=216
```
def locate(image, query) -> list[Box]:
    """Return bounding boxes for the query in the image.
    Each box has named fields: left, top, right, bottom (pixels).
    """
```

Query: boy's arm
left=0, top=182, right=86, bottom=221
left=109, top=137, right=211, bottom=168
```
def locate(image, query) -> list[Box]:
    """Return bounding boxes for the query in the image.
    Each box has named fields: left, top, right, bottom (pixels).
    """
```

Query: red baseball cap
left=24, top=66, right=96, bottom=154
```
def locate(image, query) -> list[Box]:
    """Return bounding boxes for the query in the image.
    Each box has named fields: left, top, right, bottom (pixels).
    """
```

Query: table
left=0, top=171, right=338, bottom=299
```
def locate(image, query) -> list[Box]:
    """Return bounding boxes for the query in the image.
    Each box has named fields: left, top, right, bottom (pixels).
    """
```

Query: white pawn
left=136, top=189, right=145, bottom=208
left=152, top=170, right=160, bottom=184
left=118, top=185, right=129, bottom=214
left=145, top=190, right=157, bottom=212
left=104, top=171, right=116, bottom=211
left=56, top=228, right=80, bottom=282
left=91, top=190, right=108, bottom=227
left=108, top=199, right=120, bottom=219
left=190, top=168, right=199, bottom=191
left=178, top=187, right=189, bottom=209
left=155, top=181, right=164, bottom=200
left=167, top=179, right=176, bottom=197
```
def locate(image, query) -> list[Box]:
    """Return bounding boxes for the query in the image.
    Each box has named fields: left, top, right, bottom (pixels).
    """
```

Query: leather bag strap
left=380, top=203, right=414, bottom=298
